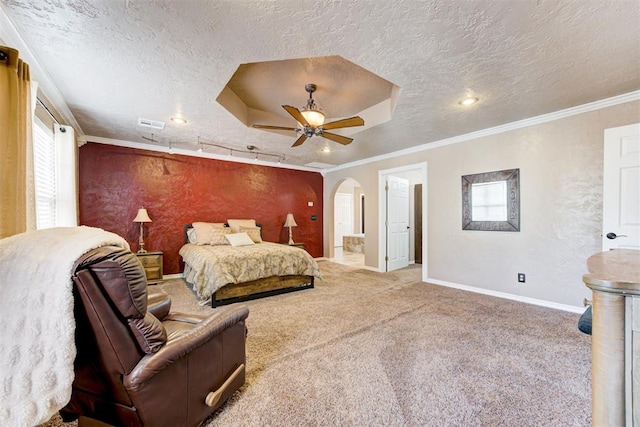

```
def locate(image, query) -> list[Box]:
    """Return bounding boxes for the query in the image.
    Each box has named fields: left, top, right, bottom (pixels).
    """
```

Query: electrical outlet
left=518, top=273, right=526, bottom=283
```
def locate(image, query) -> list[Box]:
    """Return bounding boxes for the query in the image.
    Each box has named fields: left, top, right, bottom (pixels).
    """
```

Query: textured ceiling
left=1, top=0, right=639, bottom=169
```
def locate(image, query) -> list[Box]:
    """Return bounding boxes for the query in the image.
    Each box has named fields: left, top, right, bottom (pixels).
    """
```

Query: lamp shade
left=300, top=109, right=325, bottom=127
left=133, top=208, right=152, bottom=223
left=283, top=213, right=297, bottom=228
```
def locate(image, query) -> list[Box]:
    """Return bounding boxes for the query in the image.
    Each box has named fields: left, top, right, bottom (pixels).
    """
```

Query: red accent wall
left=79, top=143, right=323, bottom=274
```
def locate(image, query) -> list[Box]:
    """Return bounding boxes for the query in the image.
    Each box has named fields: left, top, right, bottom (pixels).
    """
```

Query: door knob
left=606, top=232, right=628, bottom=240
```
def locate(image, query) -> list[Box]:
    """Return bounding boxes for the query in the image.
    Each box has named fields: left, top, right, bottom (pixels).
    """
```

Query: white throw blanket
left=0, top=226, right=129, bottom=427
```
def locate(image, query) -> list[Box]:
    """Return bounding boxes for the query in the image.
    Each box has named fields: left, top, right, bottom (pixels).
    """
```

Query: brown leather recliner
left=60, top=246, right=249, bottom=427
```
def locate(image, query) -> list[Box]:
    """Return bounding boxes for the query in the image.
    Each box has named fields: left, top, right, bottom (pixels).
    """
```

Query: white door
left=334, top=192, right=353, bottom=247
left=603, top=123, right=640, bottom=251
left=386, top=176, right=410, bottom=271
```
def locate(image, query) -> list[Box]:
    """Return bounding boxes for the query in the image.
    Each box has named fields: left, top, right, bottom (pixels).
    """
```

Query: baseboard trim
left=425, top=278, right=584, bottom=313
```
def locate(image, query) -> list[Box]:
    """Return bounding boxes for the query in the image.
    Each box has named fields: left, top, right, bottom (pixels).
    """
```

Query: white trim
left=425, top=277, right=584, bottom=314
left=327, top=90, right=640, bottom=173
left=163, top=273, right=184, bottom=280
left=81, top=135, right=323, bottom=173
left=378, top=162, right=428, bottom=278
left=378, top=171, right=387, bottom=272
left=0, top=6, right=84, bottom=135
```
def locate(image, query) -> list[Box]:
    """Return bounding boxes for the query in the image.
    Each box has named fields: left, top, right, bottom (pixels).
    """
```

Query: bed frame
left=183, top=224, right=314, bottom=307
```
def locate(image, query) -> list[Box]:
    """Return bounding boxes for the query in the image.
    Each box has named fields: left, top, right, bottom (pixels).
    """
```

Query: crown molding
left=0, top=6, right=84, bottom=135
left=80, top=135, right=324, bottom=173
left=327, top=90, right=640, bottom=173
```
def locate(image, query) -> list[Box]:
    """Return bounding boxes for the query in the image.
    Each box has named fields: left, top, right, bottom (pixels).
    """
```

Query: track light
left=200, top=142, right=284, bottom=164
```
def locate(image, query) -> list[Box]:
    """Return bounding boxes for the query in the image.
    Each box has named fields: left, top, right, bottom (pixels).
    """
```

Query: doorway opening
left=378, top=162, right=427, bottom=281
left=332, top=178, right=365, bottom=268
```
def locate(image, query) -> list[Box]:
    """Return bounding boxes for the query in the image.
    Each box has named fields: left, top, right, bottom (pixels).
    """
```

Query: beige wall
left=324, top=100, right=640, bottom=308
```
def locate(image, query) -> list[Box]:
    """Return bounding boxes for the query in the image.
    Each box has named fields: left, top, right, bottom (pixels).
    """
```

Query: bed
left=180, top=221, right=321, bottom=307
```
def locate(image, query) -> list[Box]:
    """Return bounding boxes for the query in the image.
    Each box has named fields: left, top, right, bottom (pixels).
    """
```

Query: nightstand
left=136, top=251, right=163, bottom=284
left=287, top=243, right=305, bottom=250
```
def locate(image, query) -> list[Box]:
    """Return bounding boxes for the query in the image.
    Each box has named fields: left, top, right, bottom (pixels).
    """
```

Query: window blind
left=471, top=181, right=508, bottom=222
left=33, top=116, right=57, bottom=229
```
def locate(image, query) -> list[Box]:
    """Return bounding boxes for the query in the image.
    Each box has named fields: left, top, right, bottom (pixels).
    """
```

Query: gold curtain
left=0, top=46, right=34, bottom=238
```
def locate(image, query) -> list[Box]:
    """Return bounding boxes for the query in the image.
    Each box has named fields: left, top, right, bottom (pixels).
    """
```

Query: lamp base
left=288, top=227, right=294, bottom=245
left=138, top=223, right=148, bottom=253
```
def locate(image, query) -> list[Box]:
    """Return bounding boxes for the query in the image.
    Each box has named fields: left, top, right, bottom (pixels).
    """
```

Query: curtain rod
left=36, top=97, right=60, bottom=125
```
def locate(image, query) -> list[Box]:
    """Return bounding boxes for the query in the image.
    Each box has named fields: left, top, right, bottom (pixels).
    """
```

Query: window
left=32, top=109, right=78, bottom=229
left=471, top=181, right=508, bottom=221
left=33, top=116, right=57, bottom=229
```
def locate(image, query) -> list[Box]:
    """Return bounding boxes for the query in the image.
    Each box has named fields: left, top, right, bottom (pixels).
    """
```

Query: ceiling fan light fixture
left=301, top=108, right=325, bottom=127
left=252, top=83, right=364, bottom=148
left=299, top=83, right=325, bottom=127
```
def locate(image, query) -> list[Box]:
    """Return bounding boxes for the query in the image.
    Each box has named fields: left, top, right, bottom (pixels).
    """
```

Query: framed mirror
left=462, top=168, right=520, bottom=231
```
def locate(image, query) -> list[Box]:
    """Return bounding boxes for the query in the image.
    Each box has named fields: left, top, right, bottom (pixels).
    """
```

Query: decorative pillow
left=225, top=232, right=255, bottom=247
left=227, top=219, right=257, bottom=233
left=186, top=228, right=197, bottom=244
left=192, top=222, right=230, bottom=245
left=208, top=228, right=232, bottom=245
left=192, top=221, right=226, bottom=229
left=240, top=226, right=262, bottom=243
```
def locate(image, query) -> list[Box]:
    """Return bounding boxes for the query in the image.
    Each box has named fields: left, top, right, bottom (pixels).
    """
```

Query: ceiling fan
left=252, top=83, right=365, bottom=147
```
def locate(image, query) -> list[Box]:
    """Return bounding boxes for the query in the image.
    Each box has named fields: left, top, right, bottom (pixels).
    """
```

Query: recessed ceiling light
left=322, top=147, right=331, bottom=153
left=459, top=97, right=479, bottom=106
left=171, top=117, right=187, bottom=124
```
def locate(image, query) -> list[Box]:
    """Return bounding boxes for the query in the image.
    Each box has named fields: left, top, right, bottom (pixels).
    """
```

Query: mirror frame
left=462, top=168, right=520, bottom=231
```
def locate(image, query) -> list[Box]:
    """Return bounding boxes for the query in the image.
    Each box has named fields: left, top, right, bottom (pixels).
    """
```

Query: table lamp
left=133, top=208, right=152, bottom=253
left=283, top=213, right=298, bottom=245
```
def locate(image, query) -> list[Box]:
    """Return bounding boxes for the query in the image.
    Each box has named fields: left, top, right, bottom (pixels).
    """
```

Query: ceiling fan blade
left=321, top=116, right=364, bottom=130
left=252, top=124, right=297, bottom=131
left=322, top=132, right=353, bottom=145
left=291, top=134, right=308, bottom=147
left=282, top=105, right=309, bottom=126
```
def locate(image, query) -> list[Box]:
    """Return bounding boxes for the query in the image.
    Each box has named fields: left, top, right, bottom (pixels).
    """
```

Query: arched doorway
left=332, top=178, right=364, bottom=267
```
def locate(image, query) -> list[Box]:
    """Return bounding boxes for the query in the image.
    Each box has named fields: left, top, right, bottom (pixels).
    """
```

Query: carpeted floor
left=42, top=261, right=591, bottom=426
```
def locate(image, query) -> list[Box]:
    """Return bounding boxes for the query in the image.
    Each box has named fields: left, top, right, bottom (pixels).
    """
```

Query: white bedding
left=179, top=242, right=321, bottom=300
left=0, top=226, right=129, bottom=427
